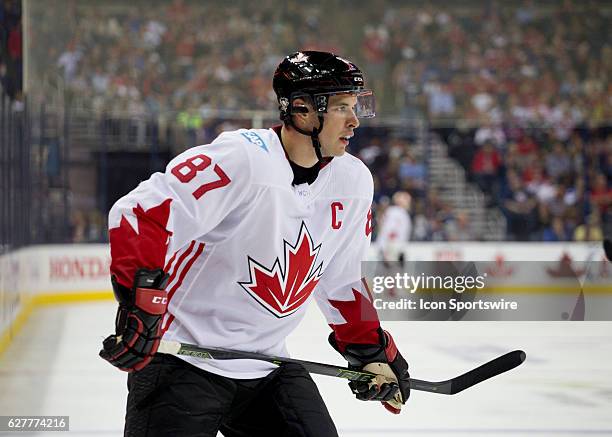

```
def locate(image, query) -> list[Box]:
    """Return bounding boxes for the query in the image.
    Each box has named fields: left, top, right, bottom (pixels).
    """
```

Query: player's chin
left=322, top=141, right=348, bottom=157
left=333, top=140, right=349, bottom=155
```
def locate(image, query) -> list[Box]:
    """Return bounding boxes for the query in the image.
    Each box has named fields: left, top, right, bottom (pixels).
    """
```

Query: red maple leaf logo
left=547, top=252, right=586, bottom=278
left=328, top=284, right=381, bottom=348
left=239, top=222, right=324, bottom=318
left=109, top=199, right=173, bottom=287
left=484, top=254, right=514, bottom=277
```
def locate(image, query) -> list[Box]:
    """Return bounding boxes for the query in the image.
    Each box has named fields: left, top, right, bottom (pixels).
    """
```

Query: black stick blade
left=449, top=350, right=526, bottom=394
left=604, top=239, right=612, bottom=263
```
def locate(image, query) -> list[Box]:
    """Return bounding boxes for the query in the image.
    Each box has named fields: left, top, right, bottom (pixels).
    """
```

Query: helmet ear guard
left=291, top=106, right=310, bottom=114
left=287, top=93, right=314, bottom=115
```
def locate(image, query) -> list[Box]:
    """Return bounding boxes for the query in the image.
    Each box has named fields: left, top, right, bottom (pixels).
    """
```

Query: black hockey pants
left=124, top=353, right=339, bottom=437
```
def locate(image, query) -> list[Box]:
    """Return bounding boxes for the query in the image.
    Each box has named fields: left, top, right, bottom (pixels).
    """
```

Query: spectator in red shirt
left=8, top=22, right=21, bottom=61
left=590, top=173, right=612, bottom=217
left=471, top=142, right=503, bottom=198
left=516, top=134, right=537, bottom=156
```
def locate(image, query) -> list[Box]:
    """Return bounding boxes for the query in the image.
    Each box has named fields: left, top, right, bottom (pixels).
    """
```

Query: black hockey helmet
left=273, top=51, right=375, bottom=160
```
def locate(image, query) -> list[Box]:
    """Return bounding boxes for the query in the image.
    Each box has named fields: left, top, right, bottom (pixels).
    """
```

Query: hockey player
left=100, top=51, right=410, bottom=436
left=377, top=191, right=413, bottom=263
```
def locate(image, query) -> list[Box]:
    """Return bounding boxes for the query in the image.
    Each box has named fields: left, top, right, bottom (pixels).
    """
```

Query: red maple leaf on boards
left=239, top=223, right=324, bottom=318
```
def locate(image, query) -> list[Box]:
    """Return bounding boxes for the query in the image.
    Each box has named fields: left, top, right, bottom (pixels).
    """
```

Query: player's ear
left=292, top=97, right=309, bottom=114
left=292, top=97, right=315, bottom=127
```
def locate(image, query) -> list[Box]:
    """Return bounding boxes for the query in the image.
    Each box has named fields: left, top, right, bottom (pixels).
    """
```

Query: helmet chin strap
left=287, top=114, right=326, bottom=163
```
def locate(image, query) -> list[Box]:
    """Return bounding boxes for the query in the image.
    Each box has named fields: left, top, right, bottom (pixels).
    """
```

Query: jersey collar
left=272, top=125, right=333, bottom=172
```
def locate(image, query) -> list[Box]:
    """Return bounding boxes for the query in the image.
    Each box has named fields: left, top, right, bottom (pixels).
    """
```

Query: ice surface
left=1, top=301, right=611, bottom=436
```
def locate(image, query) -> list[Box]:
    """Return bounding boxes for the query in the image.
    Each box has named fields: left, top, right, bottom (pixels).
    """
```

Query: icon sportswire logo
left=239, top=222, right=324, bottom=318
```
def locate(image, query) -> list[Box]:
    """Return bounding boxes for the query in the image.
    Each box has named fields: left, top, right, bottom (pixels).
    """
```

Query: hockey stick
left=158, top=340, right=526, bottom=395
left=604, top=239, right=612, bottom=263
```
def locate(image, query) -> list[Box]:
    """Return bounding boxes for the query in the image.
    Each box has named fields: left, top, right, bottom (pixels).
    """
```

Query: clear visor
left=291, top=89, right=376, bottom=118
left=318, top=89, right=376, bottom=118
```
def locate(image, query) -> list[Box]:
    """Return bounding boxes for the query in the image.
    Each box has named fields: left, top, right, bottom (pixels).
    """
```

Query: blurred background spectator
left=0, top=0, right=22, bottom=100
left=2, top=0, right=610, bottom=246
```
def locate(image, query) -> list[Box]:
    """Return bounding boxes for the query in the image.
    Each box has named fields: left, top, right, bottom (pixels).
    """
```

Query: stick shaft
left=158, top=340, right=525, bottom=395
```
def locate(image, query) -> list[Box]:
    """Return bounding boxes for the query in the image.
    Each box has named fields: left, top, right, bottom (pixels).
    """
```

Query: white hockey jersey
left=108, top=127, right=381, bottom=378
left=377, top=205, right=412, bottom=261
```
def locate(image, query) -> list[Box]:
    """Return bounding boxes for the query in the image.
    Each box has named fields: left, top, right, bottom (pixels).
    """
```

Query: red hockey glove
left=99, top=269, right=169, bottom=372
left=329, top=329, right=410, bottom=414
